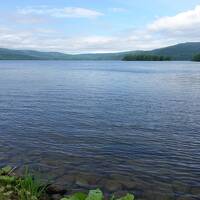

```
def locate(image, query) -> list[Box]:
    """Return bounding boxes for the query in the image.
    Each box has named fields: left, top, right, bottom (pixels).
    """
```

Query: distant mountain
left=0, top=48, right=136, bottom=60
left=0, top=48, right=72, bottom=60
left=0, top=42, right=200, bottom=60
left=149, top=42, right=200, bottom=60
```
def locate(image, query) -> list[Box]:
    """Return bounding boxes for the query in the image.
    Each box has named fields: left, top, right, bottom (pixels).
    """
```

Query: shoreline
left=0, top=166, right=135, bottom=200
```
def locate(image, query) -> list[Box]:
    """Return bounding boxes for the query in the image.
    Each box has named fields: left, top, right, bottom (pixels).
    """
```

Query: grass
left=0, top=166, right=46, bottom=200
left=16, top=167, right=46, bottom=200
left=0, top=166, right=135, bottom=200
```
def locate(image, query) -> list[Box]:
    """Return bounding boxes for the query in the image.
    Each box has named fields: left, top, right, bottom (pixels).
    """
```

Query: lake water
left=0, top=61, right=200, bottom=199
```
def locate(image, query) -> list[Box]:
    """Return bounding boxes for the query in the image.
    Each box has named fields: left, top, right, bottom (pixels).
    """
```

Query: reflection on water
left=0, top=61, right=200, bottom=199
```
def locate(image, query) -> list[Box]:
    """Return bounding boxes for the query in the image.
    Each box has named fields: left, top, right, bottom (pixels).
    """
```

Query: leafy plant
left=116, top=194, right=135, bottom=200
left=0, top=166, right=12, bottom=175
left=61, top=192, right=87, bottom=200
left=61, top=189, right=134, bottom=200
left=0, top=175, right=16, bottom=185
left=85, top=189, right=103, bottom=200
left=0, top=185, right=15, bottom=200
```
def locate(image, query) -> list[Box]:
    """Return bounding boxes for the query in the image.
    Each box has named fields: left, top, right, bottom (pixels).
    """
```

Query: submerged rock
left=119, top=180, right=137, bottom=190
left=105, top=180, right=122, bottom=192
left=51, top=194, right=63, bottom=200
left=172, top=181, right=190, bottom=194
left=46, top=184, right=67, bottom=195
left=109, top=174, right=137, bottom=190
left=143, top=189, right=174, bottom=200
left=56, top=174, right=75, bottom=187
left=113, top=190, right=129, bottom=198
left=75, top=176, right=90, bottom=188
left=176, top=195, right=196, bottom=200
left=190, top=186, right=200, bottom=196
left=75, top=173, right=101, bottom=188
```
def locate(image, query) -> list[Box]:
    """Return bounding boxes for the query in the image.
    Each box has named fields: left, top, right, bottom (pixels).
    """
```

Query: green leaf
left=116, top=193, right=134, bottom=200
left=85, top=189, right=103, bottom=200
left=0, top=176, right=16, bottom=184
left=61, top=192, right=87, bottom=200
left=61, top=190, right=102, bottom=200
left=0, top=166, right=12, bottom=175
left=110, top=194, right=115, bottom=200
left=72, top=192, right=87, bottom=200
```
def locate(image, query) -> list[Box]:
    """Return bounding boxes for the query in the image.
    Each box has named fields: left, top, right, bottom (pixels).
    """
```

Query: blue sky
left=1, top=0, right=200, bottom=53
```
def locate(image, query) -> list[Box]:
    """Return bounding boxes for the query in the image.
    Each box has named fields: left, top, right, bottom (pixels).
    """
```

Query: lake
left=0, top=61, right=200, bottom=199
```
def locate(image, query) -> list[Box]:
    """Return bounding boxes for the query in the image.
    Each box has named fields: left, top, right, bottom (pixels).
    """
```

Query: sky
left=1, top=0, right=200, bottom=53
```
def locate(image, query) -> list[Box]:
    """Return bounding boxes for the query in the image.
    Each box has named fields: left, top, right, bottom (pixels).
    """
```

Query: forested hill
left=149, top=42, right=200, bottom=60
left=0, top=48, right=72, bottom=60
left=0, top=48, right=135, bottom=60
left=0, top=42, right=200, bottom=60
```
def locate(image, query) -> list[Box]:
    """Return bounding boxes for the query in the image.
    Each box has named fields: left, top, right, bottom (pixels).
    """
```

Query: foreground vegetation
left=122, top=54, right=171, bottom=61
left=192, top=53, right=200, bottom=61
left=0, top=166, right=134, bottom=200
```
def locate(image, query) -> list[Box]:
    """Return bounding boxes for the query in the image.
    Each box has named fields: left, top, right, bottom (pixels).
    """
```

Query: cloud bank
left=148, top=5, right=200, bottom=32
left=0, top=5, right=200, bottom=53
left=18, top=6, right=104, bottom=19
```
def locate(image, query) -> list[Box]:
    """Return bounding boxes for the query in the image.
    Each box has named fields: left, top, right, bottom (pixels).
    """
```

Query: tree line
left=122, top=54, right=171, bottom=61
left=192, top=53, right=200, bottom=61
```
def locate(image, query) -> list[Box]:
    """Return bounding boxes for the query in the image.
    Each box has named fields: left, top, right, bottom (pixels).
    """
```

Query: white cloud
left=110, top=7, right=127, bottom=13
left=1, top=5, right=200, bottom=53
left=10, top=15, right=46, bottom=24
left=142, top=5, right=200, bottom=45
left=148, top=5, right=200, bottom=32
left=0, top=27, right=172, bottom=53
left=18, top=6, right=104, bottom=19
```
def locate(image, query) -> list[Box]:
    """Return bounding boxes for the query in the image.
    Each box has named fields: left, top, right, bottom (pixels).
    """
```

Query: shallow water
left=0, top=61, right=200, bottom=199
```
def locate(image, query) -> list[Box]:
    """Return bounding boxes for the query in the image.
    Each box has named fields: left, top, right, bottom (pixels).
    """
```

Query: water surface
left=0, top=61, right=200, bottom=199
